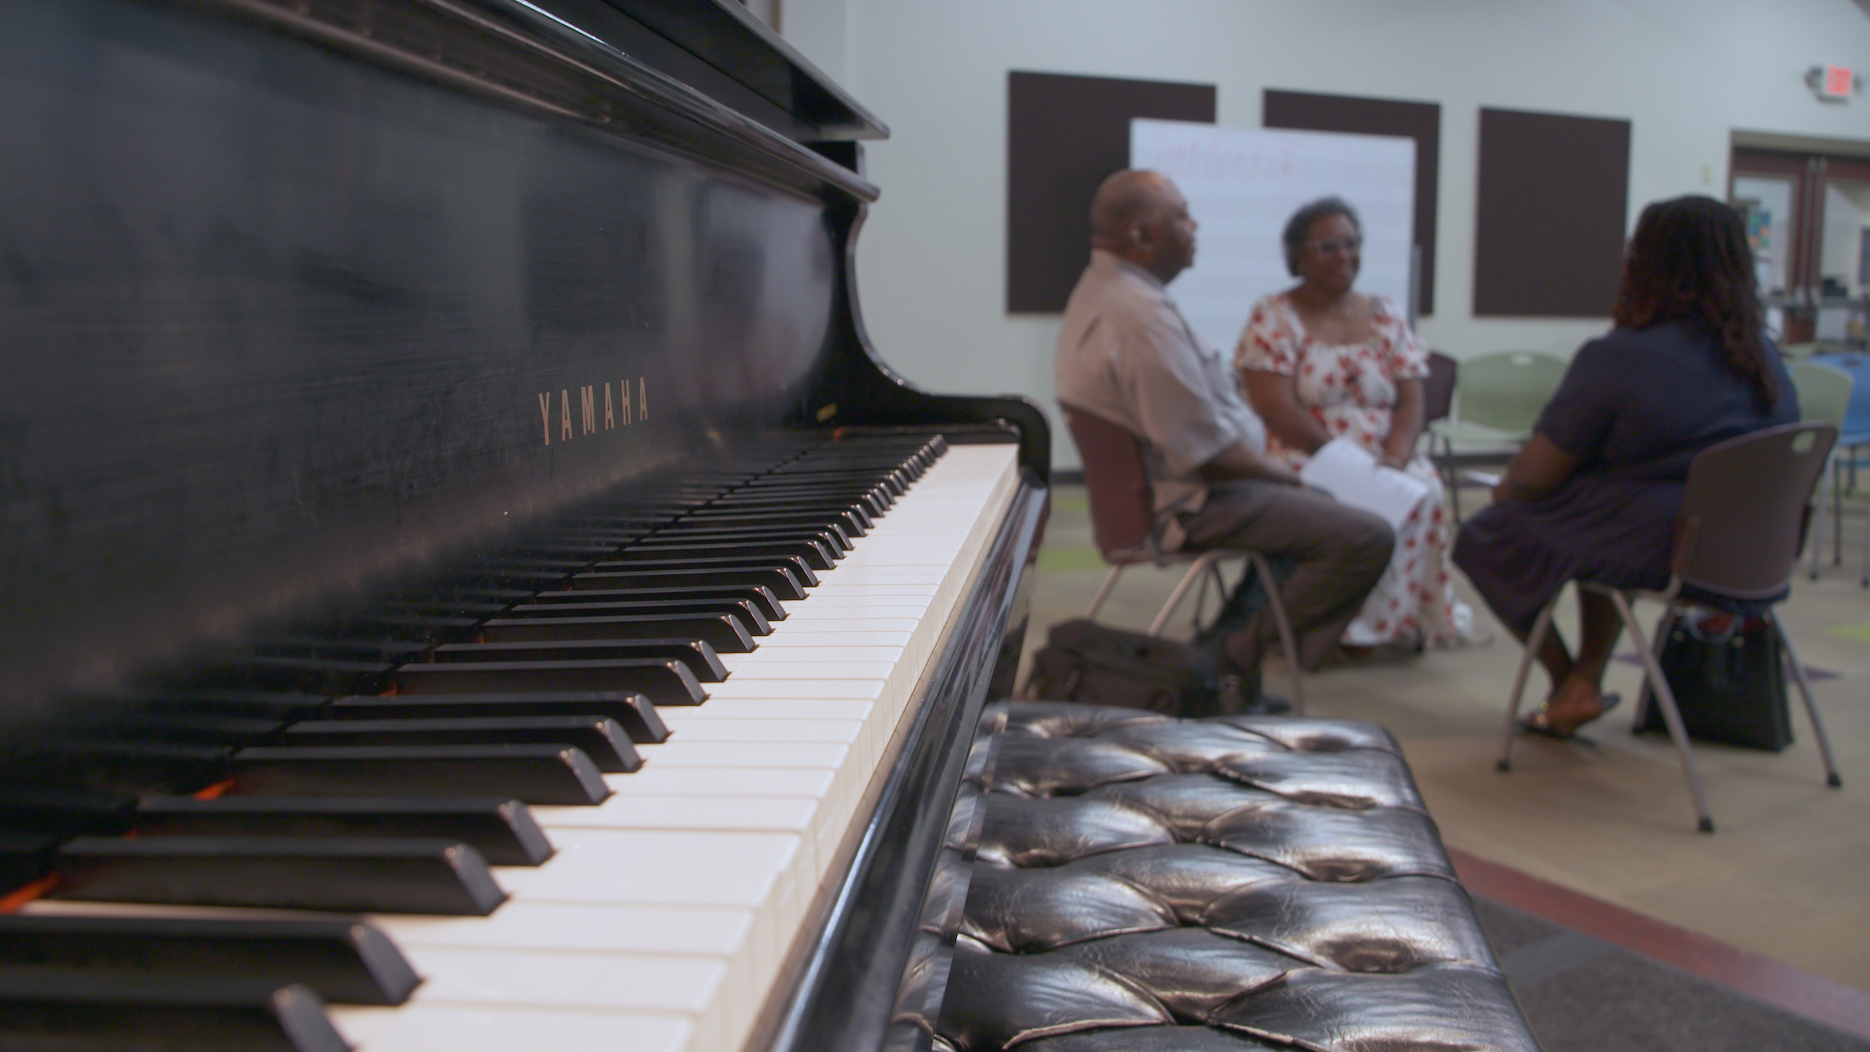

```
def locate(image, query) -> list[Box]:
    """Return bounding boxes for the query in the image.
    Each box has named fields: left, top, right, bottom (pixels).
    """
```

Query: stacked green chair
left=1427, top=350, right=1568, bottom=525
left=1788, top=360, right=1852, bottom=580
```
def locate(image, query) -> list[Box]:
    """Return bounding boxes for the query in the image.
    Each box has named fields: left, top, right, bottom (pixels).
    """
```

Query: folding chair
left=1806, top=352, right=1870, bottom=587
left=1788, top=360, right=1851, bottom=581
left=1496, top=423, right=1843, bottom=832
left=1427, top=350, right=1568, bottom=525
left=1061, top=403, right=1304, bottom=712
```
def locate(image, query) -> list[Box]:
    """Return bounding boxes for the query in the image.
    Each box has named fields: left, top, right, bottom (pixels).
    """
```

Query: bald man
left=1056, top=170, right=1393, bottom=700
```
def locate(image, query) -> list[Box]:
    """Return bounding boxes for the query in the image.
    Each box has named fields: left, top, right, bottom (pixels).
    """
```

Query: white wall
left=784, top=0, right=1870, bottom=469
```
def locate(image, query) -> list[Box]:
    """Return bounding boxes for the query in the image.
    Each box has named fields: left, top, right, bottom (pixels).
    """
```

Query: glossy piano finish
left=0, top=0, right=1051, bottom=1049
left=0, top=0, right=846, bottom=714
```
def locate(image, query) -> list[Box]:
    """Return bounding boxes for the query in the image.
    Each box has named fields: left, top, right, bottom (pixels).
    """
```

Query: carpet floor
left=1473, top=897, right=1870, bottom=1051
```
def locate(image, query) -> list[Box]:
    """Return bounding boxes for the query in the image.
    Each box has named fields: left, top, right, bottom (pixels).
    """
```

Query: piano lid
left=514, top=0, right=889, bottom=144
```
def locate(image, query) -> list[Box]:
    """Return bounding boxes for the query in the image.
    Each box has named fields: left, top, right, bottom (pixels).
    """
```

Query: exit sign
left=1819, top=65, right=1855, bottom=100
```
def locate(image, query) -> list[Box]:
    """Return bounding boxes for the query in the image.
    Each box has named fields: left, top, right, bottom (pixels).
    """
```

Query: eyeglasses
left=1304, top=235, right=1362, bottom=255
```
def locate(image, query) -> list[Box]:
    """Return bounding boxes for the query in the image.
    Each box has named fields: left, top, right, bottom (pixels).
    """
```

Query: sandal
left=1520, top=692, right=1621, bottom=740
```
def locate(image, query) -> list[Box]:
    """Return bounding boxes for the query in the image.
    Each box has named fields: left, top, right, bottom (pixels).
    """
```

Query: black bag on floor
left=1023, top=619, right=1229, bottom=717
left=1636, top=608, right=1793, bottom=751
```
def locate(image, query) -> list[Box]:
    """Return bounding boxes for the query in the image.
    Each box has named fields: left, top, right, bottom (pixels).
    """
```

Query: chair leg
left=1149, top=554, right=1218, bottom=636
left=1770, top=609, right=1843, bottom=788
left=1247, top=552, right=1305, bottom=715
left=1811, top=453, right=1832, bottom=580
left=1086, top=565, right=1126, bottom=621
left=1835, top=457, right=1845, bottom=567
left=1612, top=591, right=1715, bottom=833
left=1627, top=606, right=1676, bottom=730
left=1498, top=596, right=1557, bottom=772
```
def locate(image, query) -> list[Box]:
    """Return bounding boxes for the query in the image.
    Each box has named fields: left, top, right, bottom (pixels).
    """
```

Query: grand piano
left=0, top=0, right=1050, bottom=1049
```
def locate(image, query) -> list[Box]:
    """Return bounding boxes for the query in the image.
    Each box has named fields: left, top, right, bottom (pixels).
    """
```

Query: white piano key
left=70, top=444, right=1025, bottom=1052
left=333, top=1004, right=691, bottom=1052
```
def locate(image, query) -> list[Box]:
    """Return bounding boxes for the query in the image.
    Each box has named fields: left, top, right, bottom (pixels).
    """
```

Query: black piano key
left=283, top=715, right=642, bottom=772
left=54, top=836, right=507, bottom=915
left=136, top=795, right=553, bottom=866
left=0, top=914, right=419, bottom=1006
left=0, top=971, right=347, bottom=1052
left=528, top=585, right=787, bottom=622
left=640, top=522, right=852, bottom=552
left=0, top=833, right=57, bottom=893
left=401, top=570, right=567, bottom=594
left=481, top=611, right=758, bottom=652
left=570, top=563, right=809, bottom=600
left=325, top=613, right=485, bottom=644
left=393, top=658, right=706, bottom=705
left=691, top=501, right=872, bottom=530
left=159, top=655, right=394, bottom=696
left=131, top=690, right=333, bottom=721
left=74, top=713, right=287, bottom=747
left=12, top=741, right=230, bottom=795
left=501, top=542, right=623, bottom=561
left=708, top=491, right=884, bottom=517
left=733, top=491, right=891, bottom=518
left=431, top=639, right=727, bottom=682
left=0, top=790, right=137, bottom=839
left=252, top=637, right=434, bottom=664
left=230, top=745, right=610, bottom=805
left=677, top=509, right=868, bottom=537
left=605, top=539, right=837, bottom=571
left=329, top=691, right=668, bottom=743
left=374, top=599, right=515, bottom=618
left=769, top=467, right=907, bottom=494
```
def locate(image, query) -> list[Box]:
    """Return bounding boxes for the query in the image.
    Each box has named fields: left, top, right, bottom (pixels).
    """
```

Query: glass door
left=1816, top=167, right=1870, bottom=344
left=1732, top=148, right=1870, bottom=347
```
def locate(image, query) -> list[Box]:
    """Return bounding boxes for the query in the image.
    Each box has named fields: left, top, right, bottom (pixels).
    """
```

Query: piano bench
left=932, top=701, right=1538, bottom=1052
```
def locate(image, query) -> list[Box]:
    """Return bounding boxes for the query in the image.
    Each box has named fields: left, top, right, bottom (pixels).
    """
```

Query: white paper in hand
left=1298, top=437, right=1434, bottom=530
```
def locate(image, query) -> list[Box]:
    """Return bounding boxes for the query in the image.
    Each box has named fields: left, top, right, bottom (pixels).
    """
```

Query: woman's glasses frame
left=1304, top=235, right=1363, bottom=257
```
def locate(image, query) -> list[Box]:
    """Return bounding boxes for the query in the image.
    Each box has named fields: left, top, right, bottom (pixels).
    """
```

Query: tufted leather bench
left=930, top=702, right=1539, bottom=1052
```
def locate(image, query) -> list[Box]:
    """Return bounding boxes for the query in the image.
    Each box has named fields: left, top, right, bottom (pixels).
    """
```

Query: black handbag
left=1023, top=619, right=1234, bottom=717
left=1636, top=608, right=1793, bottom=751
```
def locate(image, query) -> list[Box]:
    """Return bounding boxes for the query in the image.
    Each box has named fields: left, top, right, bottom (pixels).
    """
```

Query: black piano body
left=0, top=0, right=1048, bottom=1048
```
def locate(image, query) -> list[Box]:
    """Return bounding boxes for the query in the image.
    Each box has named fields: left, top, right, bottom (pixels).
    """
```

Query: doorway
left=1730, top=147, right=1870, bottom=346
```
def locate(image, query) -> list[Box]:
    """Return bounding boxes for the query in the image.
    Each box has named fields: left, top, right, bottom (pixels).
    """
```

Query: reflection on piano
left=0, top=1, right=1049, bottom=1049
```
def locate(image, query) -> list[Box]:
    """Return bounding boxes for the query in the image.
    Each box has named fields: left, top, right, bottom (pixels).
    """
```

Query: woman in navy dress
left=1453, top=196, right=1798, bottom=737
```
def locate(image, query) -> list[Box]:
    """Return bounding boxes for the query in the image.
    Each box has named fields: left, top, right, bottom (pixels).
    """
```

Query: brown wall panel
left=1474, top=107, right=1630, bottom=317
left=1007, top=71, right=1214, bottom=312
left=1263, top=89, right=1441, bottom=315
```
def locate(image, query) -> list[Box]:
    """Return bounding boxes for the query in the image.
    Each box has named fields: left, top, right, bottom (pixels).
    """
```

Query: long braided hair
left=1612, top=195, right=1779, bottom=410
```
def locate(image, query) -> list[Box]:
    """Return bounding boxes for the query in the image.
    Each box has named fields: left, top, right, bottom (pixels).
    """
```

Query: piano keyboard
left=8, top=438, right=1023, bottom=1052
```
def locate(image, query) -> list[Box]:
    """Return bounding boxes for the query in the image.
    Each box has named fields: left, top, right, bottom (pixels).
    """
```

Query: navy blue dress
left=1452, top=322, right=1798, bottom=634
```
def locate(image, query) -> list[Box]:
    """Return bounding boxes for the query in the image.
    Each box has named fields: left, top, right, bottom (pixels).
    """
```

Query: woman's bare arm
left=1380, top=378, right=1425, bottom=469
left=1493, top=433, right=1582, bottom=503
left=1243, top=371, right=1333, bottom=455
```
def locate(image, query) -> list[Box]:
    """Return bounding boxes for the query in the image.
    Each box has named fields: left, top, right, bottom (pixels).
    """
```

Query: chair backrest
left=1453, top=350, right=1568, bottom=433
left=1789, top=361, right=1852, bottom=428
left=1673, top=422, right=1838, bottom=599
left=1423, top=351, right=1457, bottom=424
left=1059, top=403, right=1156, bottom=556
left=1807, top=351, right=1870, bottom=439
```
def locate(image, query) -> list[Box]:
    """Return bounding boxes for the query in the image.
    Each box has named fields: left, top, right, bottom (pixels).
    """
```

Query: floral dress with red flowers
left=1237, top=293, right=1472, bottom=647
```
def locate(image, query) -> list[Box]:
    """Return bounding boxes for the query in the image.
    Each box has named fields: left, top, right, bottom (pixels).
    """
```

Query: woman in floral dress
left=1235, top=197, right=1471, bottom=648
